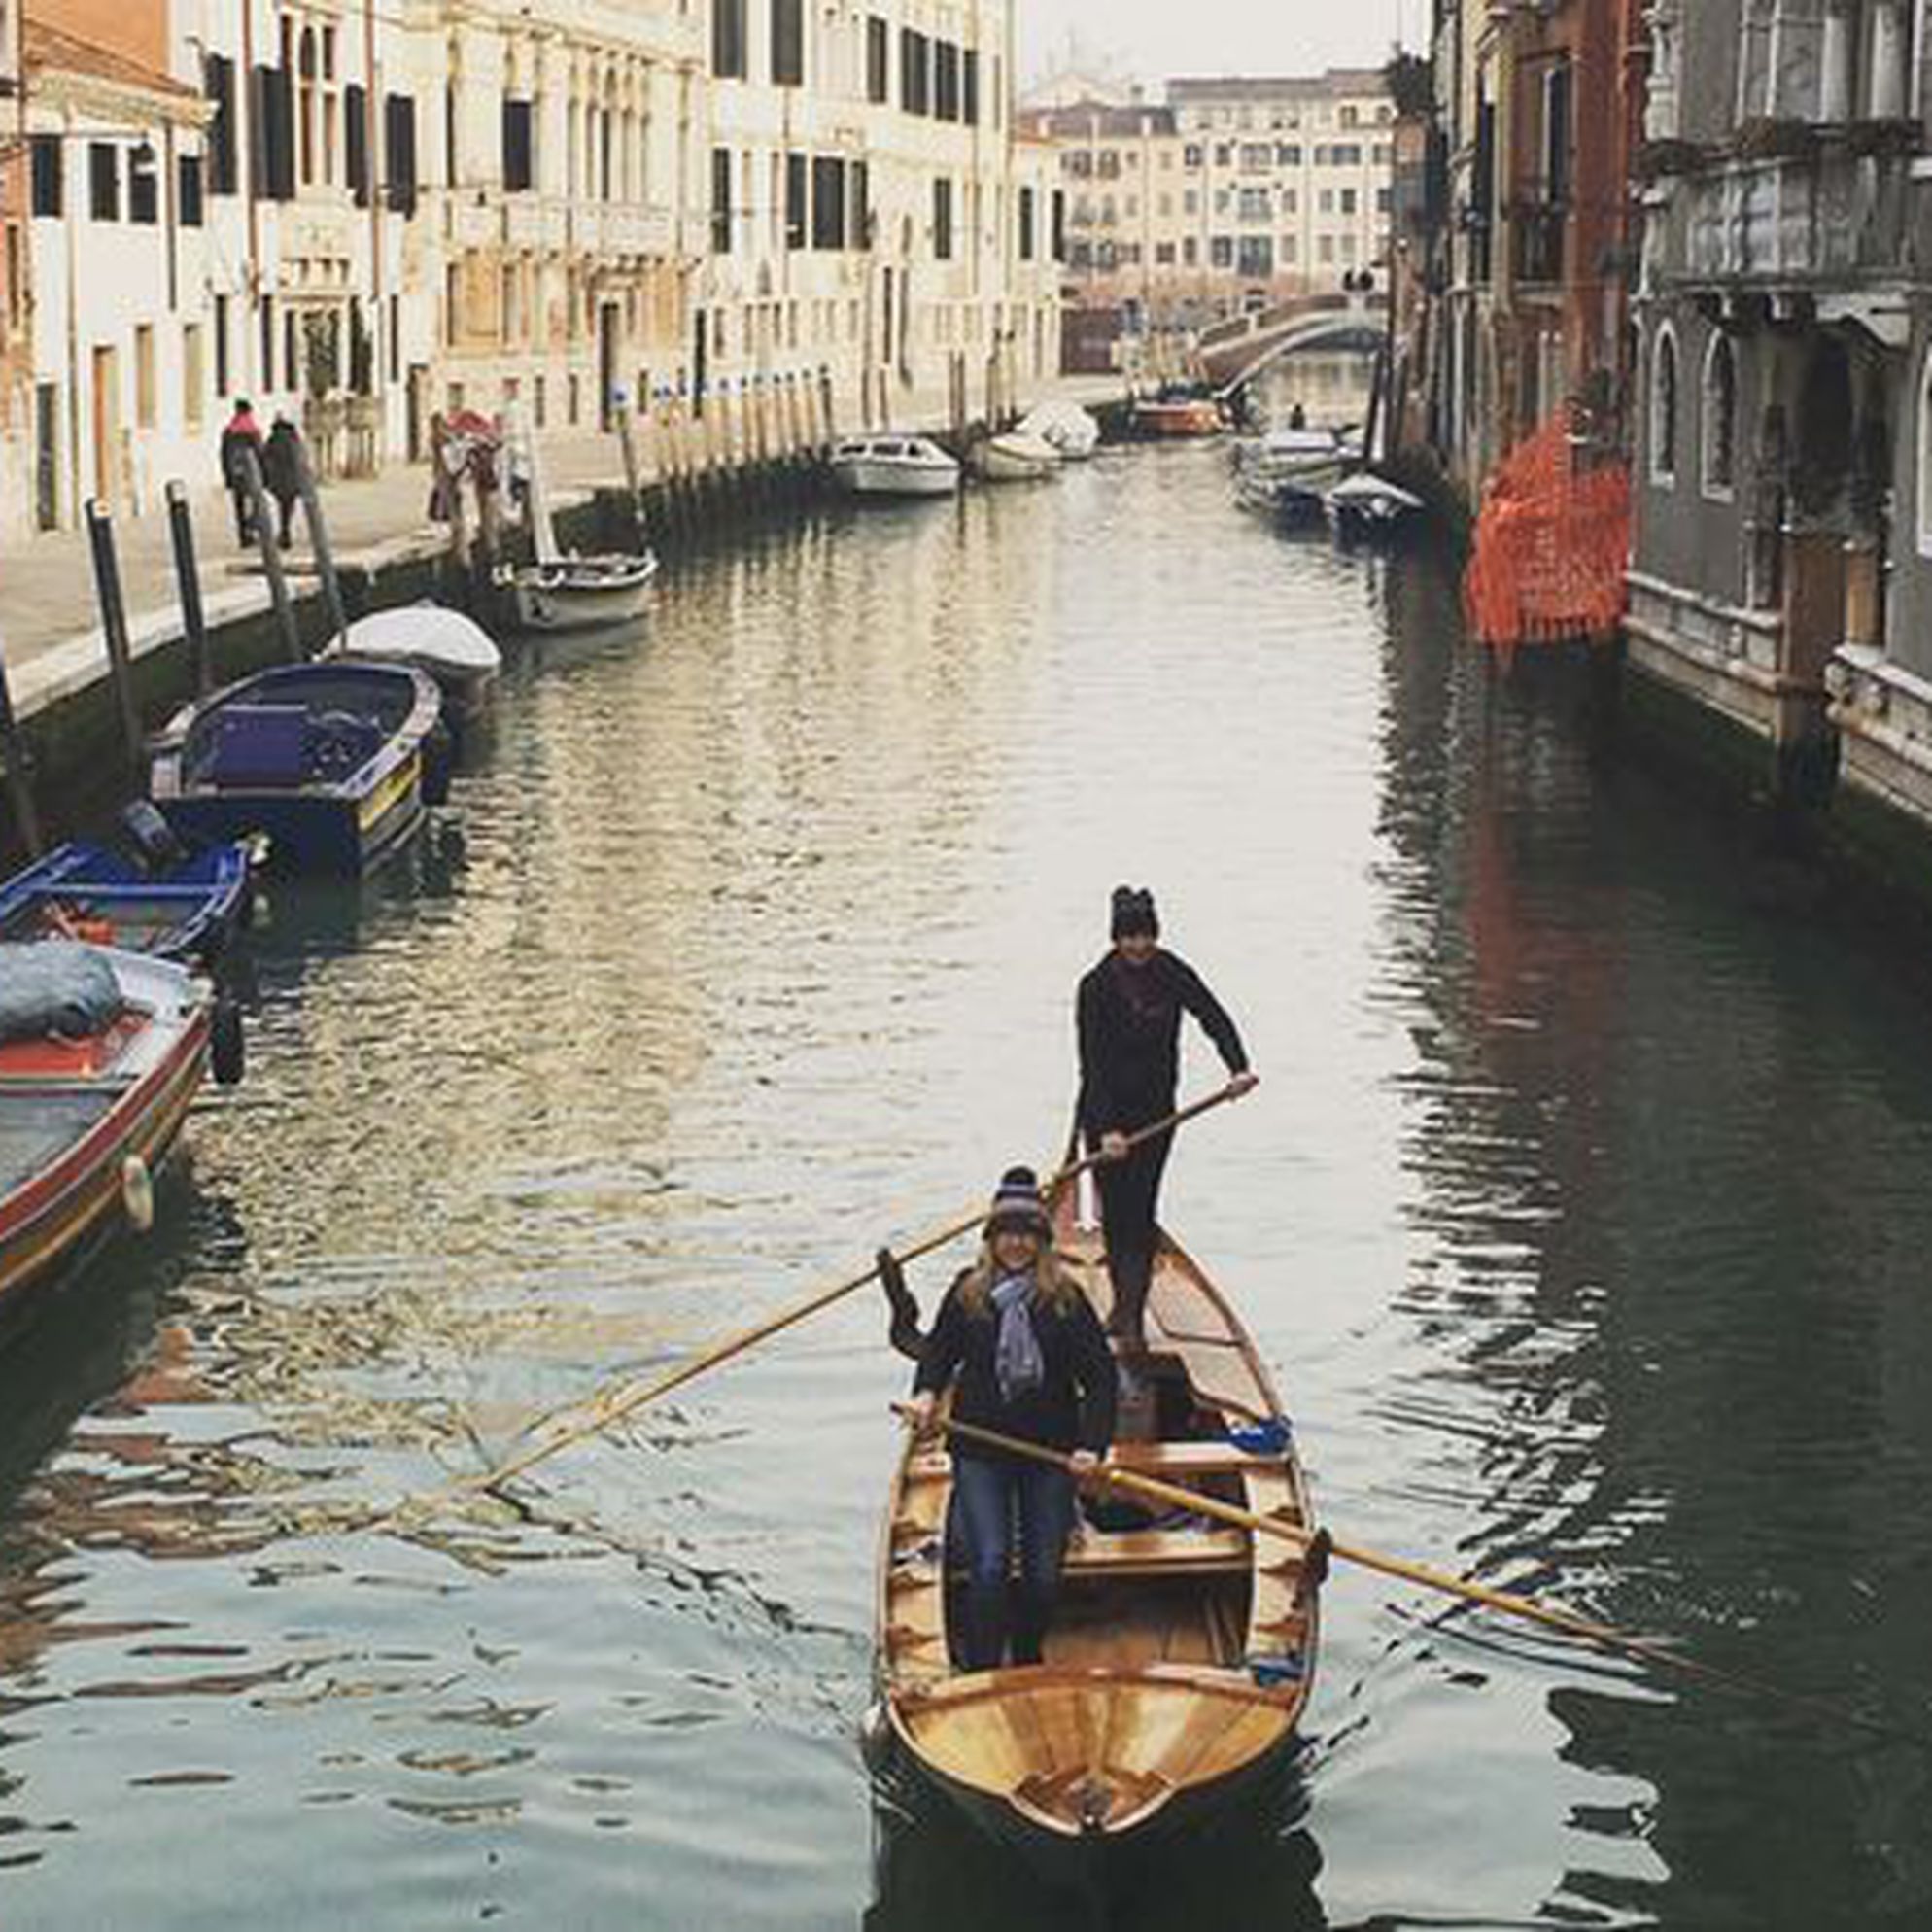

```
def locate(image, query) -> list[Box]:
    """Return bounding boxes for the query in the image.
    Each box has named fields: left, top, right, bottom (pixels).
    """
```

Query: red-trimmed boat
left=0, top=944, right=239, bottom=1333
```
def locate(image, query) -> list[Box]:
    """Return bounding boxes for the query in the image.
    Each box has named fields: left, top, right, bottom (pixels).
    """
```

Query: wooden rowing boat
left=875, top=1196, right=1320, bottom=1860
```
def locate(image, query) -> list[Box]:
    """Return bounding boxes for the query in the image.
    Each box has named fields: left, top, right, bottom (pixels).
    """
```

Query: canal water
left=3, top=431, right=1931, bottom=1931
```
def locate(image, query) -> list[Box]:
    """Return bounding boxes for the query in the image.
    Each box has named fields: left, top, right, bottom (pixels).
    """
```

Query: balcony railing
left=1666, top=146, right=1911, bottom=286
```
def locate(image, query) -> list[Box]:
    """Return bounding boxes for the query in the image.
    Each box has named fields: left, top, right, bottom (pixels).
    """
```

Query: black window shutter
left=206, top=53, right=237, bottom=195
left=785, top=152, right=807, bottom=250
left=346, top=83, right=369, bottom=206
left=179, top=155, right=205, bottom=227
left=249, top=64, right=271, bottom=199
left=386, top=94, right=418, bottom=216
left=503, top=100, right=534, bottom=191
left=29, top=136, right=61, bottom=218
left=269, top=68, right=295, bottom=199
left=964, top=50, right=980, bottom=125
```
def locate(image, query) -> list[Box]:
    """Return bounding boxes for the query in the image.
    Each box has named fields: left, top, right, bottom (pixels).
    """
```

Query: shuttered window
left=179, top=155, right=206, bottom=227
left=785, top=152, right=808, bottom=250
left=502, top=99, right=534, bottom=191
left=866, top=17, right=888, bottom=104
left=713, top=0, right=746, bottom=80
left=932, top=176, right=951, bottom=259
left=345, top=83, right=369, bottom=206
left=385, top=93, right=418, bottom=215
left=772, top=0, right=803, bottom=86
left=710, top=146, right=733, bottom=252
left=811, top=156, right=845, bottom=250
left=29, top=136, right=61, bottom=218
left=205, top=53, right=237, bottom=194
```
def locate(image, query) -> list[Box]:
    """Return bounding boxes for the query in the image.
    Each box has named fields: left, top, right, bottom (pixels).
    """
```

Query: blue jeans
left=950, top=1455, right=1077, bottom=1670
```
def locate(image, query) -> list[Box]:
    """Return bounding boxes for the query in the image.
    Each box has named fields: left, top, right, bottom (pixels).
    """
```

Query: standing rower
left=1076, top=886, right=1258, bottom=1349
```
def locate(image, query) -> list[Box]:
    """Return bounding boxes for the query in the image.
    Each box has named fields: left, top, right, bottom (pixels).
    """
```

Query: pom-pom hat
left=1110, top=885, right=1159, bottom=940
left=985, top=1164, right=1051, bottom=1236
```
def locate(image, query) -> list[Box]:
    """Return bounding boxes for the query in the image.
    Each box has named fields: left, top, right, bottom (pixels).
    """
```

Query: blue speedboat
left=0, top=806, right=251, bottom=963
left=147, top=661, right=445, bottom=874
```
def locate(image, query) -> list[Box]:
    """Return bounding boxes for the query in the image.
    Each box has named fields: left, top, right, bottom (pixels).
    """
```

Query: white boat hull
left=506, top=554, right=659, bottom=633
left=971, top=434, right=1059, bottom=484
left=831, top=458, right=959, bottom=499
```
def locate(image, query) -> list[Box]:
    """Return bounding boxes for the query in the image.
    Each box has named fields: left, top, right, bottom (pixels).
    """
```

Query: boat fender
left=212, top=997, right=246, bottom=1087
left=423, top=723, right=454, bottom=808
left=121, top=1154, right=155, bottom=1233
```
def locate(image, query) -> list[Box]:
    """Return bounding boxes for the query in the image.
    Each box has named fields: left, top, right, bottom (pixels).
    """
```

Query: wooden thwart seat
left=1063, top=1526, right=1250, bottom=1578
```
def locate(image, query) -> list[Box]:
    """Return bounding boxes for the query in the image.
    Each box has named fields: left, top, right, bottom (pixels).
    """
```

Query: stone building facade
left=1626, top=0, right=1932, bottom=834
left=0, top=0, right=1058, bottom=536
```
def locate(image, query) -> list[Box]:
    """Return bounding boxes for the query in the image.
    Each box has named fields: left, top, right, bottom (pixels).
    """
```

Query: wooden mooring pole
left=291, top=428, right=348, bottom=648
left=0, top=630, right=43, bottom=857
left=237, top=445, right=301, bottom=660
left=165, top=480, right=214, bottom=698
left=83, top=499, right=148, bottom=779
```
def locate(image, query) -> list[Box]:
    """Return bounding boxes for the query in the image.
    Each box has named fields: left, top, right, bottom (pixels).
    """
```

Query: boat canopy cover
left=0, top=942, right=125, bottom=1043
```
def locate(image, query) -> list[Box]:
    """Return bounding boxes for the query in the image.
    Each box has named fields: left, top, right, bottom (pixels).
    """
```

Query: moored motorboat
left=1234, top=426, right=1356, bottom=522
left=877, top=1190, right=1319, bottom=1865
left=969, top=429, right=1061, bottom=484
left=829, top=433, right=961, bottom=499
left=1325, top=471, right=1426, bottom=537
left=328, top=604, right=502, bottom=742
left=1129, top=395, right=1224, bottom=439
left=0, top=806, right=251, bottom=964
left=0, top=941, right=240, bottom=1333
left=148, top=660, right=445, bottom=875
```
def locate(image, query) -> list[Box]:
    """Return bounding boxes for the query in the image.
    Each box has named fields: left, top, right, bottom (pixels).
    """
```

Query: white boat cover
left=341, top=605, right=502, bottom=675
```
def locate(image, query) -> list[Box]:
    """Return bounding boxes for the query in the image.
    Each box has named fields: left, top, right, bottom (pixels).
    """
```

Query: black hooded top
left=1076, top=948, right=1248, bottom=1137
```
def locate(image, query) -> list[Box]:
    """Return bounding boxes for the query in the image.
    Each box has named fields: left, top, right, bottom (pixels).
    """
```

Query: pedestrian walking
left=261, top=416, right=303, bottom=549
left=1076, top=886, right=1258, bottom=1350
left=218, top=399, right=264, bottom=547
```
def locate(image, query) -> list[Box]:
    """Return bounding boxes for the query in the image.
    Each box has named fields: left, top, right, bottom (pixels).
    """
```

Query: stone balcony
left=1654, top=140, right=1913, bottom=306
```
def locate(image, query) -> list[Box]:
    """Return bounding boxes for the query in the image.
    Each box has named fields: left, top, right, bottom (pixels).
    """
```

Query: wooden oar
left=378, top=1084, right=1247, bottom=1526
left=904, top=1410, right=1932, bottom=1751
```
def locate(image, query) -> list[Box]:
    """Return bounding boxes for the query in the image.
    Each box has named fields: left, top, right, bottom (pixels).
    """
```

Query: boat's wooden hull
left=876, top=1204, right=1320, bottom=1864
left=0, top=954, right=213, bottom=1334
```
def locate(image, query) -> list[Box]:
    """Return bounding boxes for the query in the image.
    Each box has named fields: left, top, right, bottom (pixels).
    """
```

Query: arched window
left=1650, top=323, right=1679, bottom=487
left=1702, top=332, right=1736, bottom=498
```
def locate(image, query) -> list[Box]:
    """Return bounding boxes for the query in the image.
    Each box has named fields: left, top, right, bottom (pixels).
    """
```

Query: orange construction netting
left=1463, top=414, right=1631, bottom=654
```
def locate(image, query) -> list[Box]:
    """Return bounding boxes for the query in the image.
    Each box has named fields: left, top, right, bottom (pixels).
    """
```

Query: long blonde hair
left=956, top=1234, right=1081, bottom=1318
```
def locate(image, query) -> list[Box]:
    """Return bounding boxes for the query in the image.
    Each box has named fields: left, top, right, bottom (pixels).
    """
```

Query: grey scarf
left=991, top=1270, right=1045, bottom=1403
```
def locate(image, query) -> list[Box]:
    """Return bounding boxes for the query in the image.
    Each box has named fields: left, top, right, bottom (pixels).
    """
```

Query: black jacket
left=1077, top=948, right=1248, bottom=1137
left=913, top=1271, right=1117, bottom=1464
left=261, top=424, right=302, bottom=501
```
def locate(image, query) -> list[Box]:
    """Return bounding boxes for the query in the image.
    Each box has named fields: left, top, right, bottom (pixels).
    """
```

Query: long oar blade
left=377, top=1086, right=1246, bottom=1528
left=908, top=1410, right=1932, bottom=1752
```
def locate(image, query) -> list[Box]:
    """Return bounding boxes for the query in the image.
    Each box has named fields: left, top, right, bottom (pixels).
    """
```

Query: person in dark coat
left=1077, top=887, right=1258, bottom=1349
left=907, top=1166, right=1117, bottom=1673
left=218, top=399, right=264, bottom=546
left=261, top=415, right=303, bottom=548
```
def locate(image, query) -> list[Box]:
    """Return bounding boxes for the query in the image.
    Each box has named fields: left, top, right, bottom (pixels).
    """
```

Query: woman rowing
left=1077, top=886, right=1258, bottom=1350
left=905, top=1166, right=1117, bottom=1673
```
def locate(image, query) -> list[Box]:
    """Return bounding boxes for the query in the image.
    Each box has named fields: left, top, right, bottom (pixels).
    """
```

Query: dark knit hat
left=986, top=1164, right=1051, bottom=1236
left=1110, top=884, right=1159, bottom=940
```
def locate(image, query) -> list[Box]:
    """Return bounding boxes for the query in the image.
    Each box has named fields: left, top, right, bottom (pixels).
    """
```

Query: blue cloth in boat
left=205, top=704, right=309, bottom=788
left=0, top=941, right=123, bottom=1042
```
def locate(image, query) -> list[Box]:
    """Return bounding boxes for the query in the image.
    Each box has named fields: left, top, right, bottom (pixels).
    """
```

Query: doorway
left=90, top=345, right=120, bottom=508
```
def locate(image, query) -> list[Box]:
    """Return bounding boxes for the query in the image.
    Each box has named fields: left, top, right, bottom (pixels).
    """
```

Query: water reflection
left=865, top=1750, right=1325, bottom=1932
left=1, top=436, right=1930, bottom=1928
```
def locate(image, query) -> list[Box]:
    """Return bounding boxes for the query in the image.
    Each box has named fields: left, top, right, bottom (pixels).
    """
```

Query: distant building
left=1019, top=69, right=1395, bottom=371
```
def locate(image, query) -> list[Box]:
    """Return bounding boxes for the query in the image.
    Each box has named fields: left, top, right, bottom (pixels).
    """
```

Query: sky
left=1017, top=0, right=1414, bottom=90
